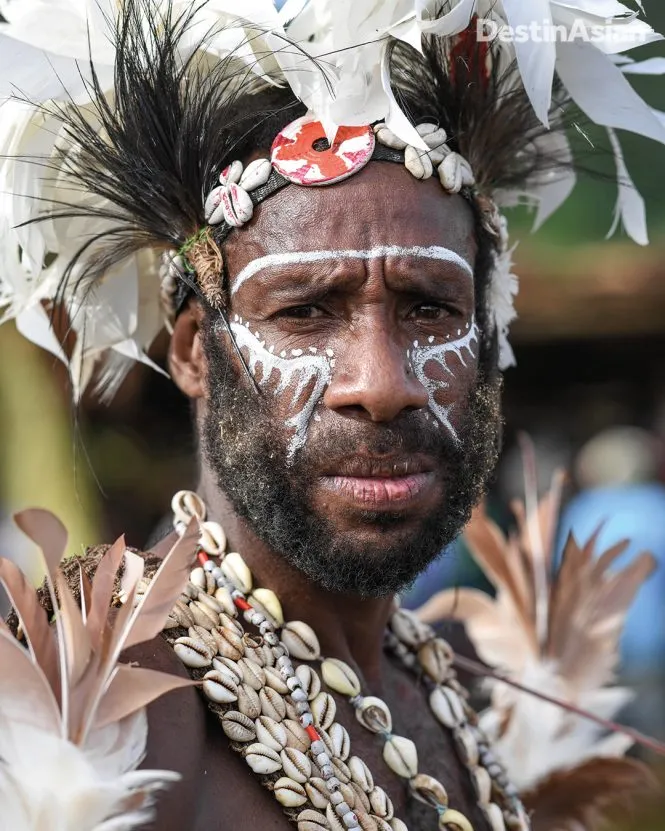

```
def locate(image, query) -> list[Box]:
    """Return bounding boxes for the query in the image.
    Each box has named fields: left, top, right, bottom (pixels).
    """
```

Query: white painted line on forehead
left=230, top=245, right=473, bottom=295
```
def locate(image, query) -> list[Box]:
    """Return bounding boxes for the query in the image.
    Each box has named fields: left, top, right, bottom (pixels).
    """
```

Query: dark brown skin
left=131, top=163, right=489, bottom=830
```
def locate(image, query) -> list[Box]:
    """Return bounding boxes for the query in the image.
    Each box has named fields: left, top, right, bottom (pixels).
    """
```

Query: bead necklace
left=157, top=490, right=530, bottom=831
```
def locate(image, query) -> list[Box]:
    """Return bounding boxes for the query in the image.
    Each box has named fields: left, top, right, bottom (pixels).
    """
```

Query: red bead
left=305, top=725, right=320, bottom=742
left=197, top=551, right=209, bottom=567
left=234, top=597, right=252, bottom=612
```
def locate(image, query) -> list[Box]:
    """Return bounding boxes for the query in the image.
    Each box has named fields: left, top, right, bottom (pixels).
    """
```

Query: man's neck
left=198, top=466, right=395, bottom=689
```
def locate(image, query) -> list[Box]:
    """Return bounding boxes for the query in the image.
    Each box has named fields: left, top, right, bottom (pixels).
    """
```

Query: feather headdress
left=0, top=508, right=198, bottom=831
left=1, top=0, right=665, bottom=394
left=416, top=459, right=657, bottom=793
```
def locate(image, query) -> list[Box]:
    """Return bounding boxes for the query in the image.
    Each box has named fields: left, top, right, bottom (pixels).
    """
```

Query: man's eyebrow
left=229, top=245, right=473, bottom=296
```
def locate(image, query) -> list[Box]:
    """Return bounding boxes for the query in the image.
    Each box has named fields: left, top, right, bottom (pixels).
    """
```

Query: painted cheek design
left=230, top=320, right=333, bottom=460
left=409, top=318, right=479, bottom=441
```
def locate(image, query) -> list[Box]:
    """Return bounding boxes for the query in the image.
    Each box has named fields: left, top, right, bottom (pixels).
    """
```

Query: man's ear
left=168, top=299, right=207, bottom=399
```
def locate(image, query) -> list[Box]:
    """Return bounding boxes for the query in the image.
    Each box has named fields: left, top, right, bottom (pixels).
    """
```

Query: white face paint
left=229, top=245, right=473, bottom=296
left=229, top=245, right=477, bottom=456
left=409, top=319, right=479, bottom=442
left=230, top=320, right=332, bottom=460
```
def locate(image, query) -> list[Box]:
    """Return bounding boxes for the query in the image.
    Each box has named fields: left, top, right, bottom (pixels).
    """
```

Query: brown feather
left=0, top=557, right=60, bottom=701
left=13, top=508, right=68, bottom=579
left=122, top=518, right=198, bottom=651
left=523, top=757, right=659, bottom=831
left=86, top=535, right=126, bottom=650
left=0, top=629, right=60, bottom=733
left=56, top=571, right=92, bottom=689
left=94, top=664, right=196, bottom=728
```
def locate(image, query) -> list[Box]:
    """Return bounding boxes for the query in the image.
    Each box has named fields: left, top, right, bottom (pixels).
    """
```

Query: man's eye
left=276, top=305, right=326, bottom=319
left=408, top=303, right=451, bottom=321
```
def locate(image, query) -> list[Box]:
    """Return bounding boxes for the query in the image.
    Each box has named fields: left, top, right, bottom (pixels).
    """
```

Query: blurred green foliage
left=513, top=0, right=665, bottom=251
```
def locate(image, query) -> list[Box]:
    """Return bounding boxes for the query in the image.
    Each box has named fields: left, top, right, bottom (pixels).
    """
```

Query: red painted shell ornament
left=271, top=117, right=375, bottom=186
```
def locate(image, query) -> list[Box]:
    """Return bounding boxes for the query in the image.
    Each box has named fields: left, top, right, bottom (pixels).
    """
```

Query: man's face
left=197, top=162, right=501, bottom=597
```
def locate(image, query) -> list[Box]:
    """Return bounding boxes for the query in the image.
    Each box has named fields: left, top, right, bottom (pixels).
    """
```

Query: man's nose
left=323, top=323, right=429, bottom=422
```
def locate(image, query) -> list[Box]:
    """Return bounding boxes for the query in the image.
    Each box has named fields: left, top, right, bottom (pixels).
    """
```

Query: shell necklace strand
left=156, top=491, right=530, bottom=831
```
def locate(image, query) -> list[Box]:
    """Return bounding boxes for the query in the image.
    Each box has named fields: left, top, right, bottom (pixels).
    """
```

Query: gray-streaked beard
left=200, top=318, right=501, bottom=599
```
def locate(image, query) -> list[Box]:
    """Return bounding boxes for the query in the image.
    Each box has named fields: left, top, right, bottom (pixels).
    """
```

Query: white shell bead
left=222, top=710, right=256, bottom=743
left=369, top=786, right=394, bottom=819
left=439, top=808, right=474, bottom=831
left=333, top=758, right=352, bottom=784
left=173, top=636, right=213, bottom=668
left=470, top=765, right=492, bottom=805
left=382, top=735, right=418, bottom=780
left=218, top=610, right=243, bottom=636
left=197, top=591, right=223, bottom=615
left=274, top=777, right=308, bottom=807
left=429, top=686, right=466, bottom=728
left=409, top=773, right=448, bottom=809
left=244, top=742, right=282, bottom=775
left=202, top=670, right=238, bottom=704
left=418, top=639, right=454, bottom=683
left=188, top=624, right=216, bottom=653
left=374, top=123, right=407, bottom=150
left=283, top=718, right=311, bottom=752
left=281, top=620, right=321, bottom=661
left=350, top=781, right=370, bottom=812
left=483, top=803, right=506, bottom=831
left=305, top=778, right=330, bottom=810
left=390, top=609, right=431, bottom=647
left=189, top=566, right=206, bottom=589
left=239, top=157, right=272, bottom=192
left=238, top=657, right=266, bottom=691
left=220, top=159, right=243, bottom=185
left=264, top=665, right=290, bottom=694
left=329, top=722, right=351, bottom=761
left=348, top=756, right=374, bottom=793
left=221, top=183, right=253, bottom=227
left=438, top=152, right=475, bottom=193
left=298, top=809, right=329, bottom=831
left=296, top=663, right=322, bottom=700
left=198, top=520, right=226, bottom=555
left=249, top=587, right=284, bottom=626
left=281, top=747, right=312, bottom=783
left=415, top=122, right=438, bottom=136
left=453, top=725, right=479, bottom=767
left=172, top=490, right=206, bottom=524
left=212, top=655, right=242, bottom=683
left=237, top=683, right=262, bottom=719
left=355, top=696, right=392, bottom=734
left=405, top=145, right=433, bottom=180
left=189, top=599, right=219, bottom=629
left=255, top=715, right=288, bottom=752
left=390, top=819, right=408, bottom=831
left=311, top=690, right=337, bottom=731
left=220, top=551, right=252, bottom=593
left=260, top=686, right=287, bottom=721
left=213, top=586, right=236, bottom=616
left=212, top=626, right=244, bottom=661
left=321, top=658, right=361, bottom=697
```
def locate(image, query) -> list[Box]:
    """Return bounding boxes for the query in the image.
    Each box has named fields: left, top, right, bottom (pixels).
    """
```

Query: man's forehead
left=229, top=245, right=474, bottom=296
left=222, top=162, right=478, bottom=288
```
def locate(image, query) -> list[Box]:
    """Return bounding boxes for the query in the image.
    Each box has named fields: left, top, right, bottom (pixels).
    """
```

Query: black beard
left=200, top=317, right=502, bottom=599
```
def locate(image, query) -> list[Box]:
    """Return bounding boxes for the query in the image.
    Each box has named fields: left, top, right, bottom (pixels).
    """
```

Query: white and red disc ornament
left=271, top=117, right=375, bottom=186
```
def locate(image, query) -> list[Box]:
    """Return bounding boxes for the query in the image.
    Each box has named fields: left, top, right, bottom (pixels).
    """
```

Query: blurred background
left=0, top=0, right=664, bottom=797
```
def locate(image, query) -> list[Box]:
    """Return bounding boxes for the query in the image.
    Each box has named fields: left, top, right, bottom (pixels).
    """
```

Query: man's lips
left=318, top=456, right=437, bottom=509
